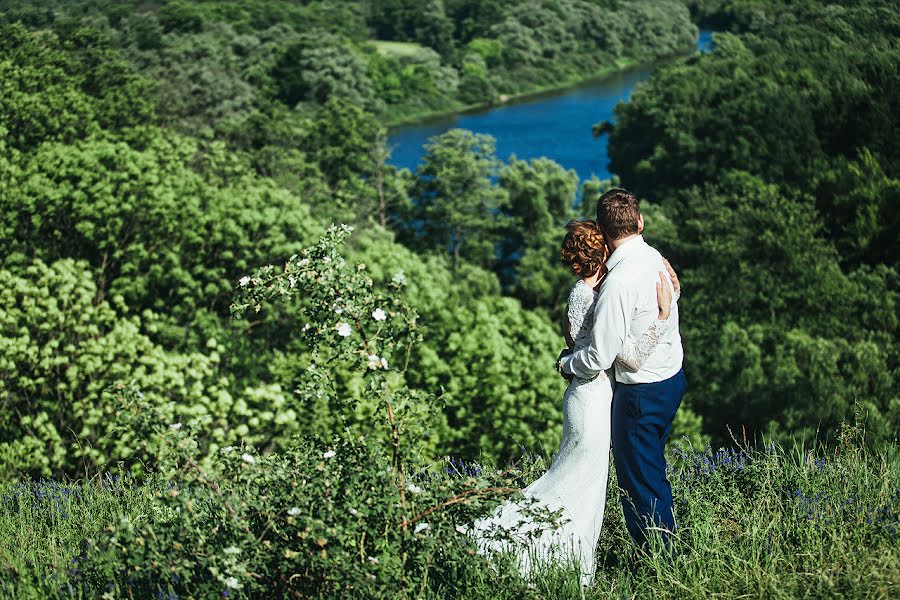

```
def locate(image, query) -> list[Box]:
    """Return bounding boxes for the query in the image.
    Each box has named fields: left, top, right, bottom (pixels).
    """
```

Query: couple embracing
left=471, top=189, right=685, bottom=585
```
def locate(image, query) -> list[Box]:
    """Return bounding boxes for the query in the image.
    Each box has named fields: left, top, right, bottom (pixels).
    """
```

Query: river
left=387, top=30, right=713, bottom=183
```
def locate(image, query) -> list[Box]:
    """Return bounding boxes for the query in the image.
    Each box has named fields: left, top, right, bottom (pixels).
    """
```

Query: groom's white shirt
left=560, top=235, right=683, bottom=384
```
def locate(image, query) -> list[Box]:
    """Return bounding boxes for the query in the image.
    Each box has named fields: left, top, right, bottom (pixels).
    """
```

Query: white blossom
left=224, top=546, right=240, bottom=555
left=367, top=354, right=381, bottom=370
left=349, top=508, right=359, bottom=516
left=368, top=556, right=379, bottom=564
left=414, top=522, right=430, bottom=534
left=455, top=524, right=469, bottom=535
left=323, top=450, right=336, bottom=459
left=336, top=322, right=352, bottom=337
left=406, top=483, right=422, bottom=495
left=239, top=276, right=251, bottom=287
left=333, top=304, right=343, bottom=314
left=302, top=323, right=311, bottom=331
left=298, top=258, right=310, bottom=266
left=224, top=576, right=240, bottom=589
left=288, top=276, right=296, bottom=288
left=169, top=423, right=182, bottom=431
left=372, top=308, right=387, bottom=322
left=287, top=507, right=301, bottom=516
left=380, top=357, right=389, bottom=370
left=322, top=256, right=331, bottom=263
left=241, top=453, right=255, bottom=464
left=222, top=446, right=234, bottom=453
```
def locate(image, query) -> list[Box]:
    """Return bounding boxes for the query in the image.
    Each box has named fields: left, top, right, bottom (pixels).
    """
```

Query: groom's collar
left=605, top=234, right=645, bottom=273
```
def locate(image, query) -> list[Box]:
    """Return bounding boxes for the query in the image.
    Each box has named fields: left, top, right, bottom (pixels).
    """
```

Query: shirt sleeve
left=560, top=278, right=631, bottom=379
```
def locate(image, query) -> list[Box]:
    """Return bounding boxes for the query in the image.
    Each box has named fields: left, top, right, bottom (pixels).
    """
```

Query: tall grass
left=1, top=434, right=897, bottom=598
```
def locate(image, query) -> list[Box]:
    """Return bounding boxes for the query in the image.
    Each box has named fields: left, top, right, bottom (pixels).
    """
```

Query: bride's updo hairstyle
left=561, top=219, right=607, bottom=277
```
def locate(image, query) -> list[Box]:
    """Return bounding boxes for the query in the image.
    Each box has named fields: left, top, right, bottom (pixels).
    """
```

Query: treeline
left=603, top=0, right=899, bottom=442
left=0, top=0, right=698, bottom=129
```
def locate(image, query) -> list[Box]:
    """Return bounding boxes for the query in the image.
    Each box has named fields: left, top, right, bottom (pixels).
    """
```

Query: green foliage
left=498, top=157, right=581, bottom=311
left=608, top=8, right=900, bottom=222
left=273, top=30, right=380, bottom=112
left=3, top=425, right=897, bottom=597
left=0, top=22, right=154, bottom=152
left=1, top=129, right=318, bottom=325
left=663, top=174, right=897, bottom=444
left=0, top=258, right=293, bottom=478
left=605, top=1, right=900, bottom=446
left=1, top=1, right=700, bottom=130
left=407, top=129, right=508, bottom=270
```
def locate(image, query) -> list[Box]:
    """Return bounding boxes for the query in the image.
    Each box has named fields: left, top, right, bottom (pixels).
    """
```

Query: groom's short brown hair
left=597, top=188, right=641, bottom=240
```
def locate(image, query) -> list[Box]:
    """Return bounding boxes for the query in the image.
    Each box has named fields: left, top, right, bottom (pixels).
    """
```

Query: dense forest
left=1, top=0, right=895, bottom=479
left=0, top=1, right=897, bottom=597
left=0, top=0, right=705, bottom=478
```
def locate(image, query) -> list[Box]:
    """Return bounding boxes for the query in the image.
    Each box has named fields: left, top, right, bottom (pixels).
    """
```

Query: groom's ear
left=637, top=214, right=645, bottom=234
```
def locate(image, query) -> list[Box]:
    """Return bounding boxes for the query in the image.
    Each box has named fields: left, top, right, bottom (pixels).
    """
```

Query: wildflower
left=298, top=258, right=310, bottom=266
left=323, top=450, right=336, bottom=459
left=333, top=304, right=343, bottom=314
left=169, top=423, right=182, bottom=431
left=239, top=276, right=251, bottom=287
left=367, top=354, right=383, bottom=370
left=349, top=508, right=359, bottom=516
left=368, top=556, right=379, bottom=564
left=407, top=483, right=422, bottom=495
left=372, top=308, right=387, bottom=321
left=222, top=446, right=234, bottom=453
left=224, top=576, right=240, bottom=589
left=336, top=322, right=352, bottom=337
left=380, top=357, right=389, bottom=369
left=455, top=524, right=469, bottom=535
left=323, top=256, right=331, bottom=264
left=302, top=323, right=311, bottom=331
left=392, top=271, right=407, bottom=286
left=414, top=522, right=430, bottom=534
left=241, top=453, right=255, bottom=464
left=288, top=276, right=296, bottom=288
left=288, top=507, right=301, bottom=516
left=223, top=546, right=240, bottom=555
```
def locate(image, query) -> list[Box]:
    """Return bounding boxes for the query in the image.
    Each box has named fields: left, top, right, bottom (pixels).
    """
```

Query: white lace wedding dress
left=469, top=278, right=672, bottom=585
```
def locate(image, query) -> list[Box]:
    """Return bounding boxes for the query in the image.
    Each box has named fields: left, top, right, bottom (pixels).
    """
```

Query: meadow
left=2, top=432, right=897, bottom=598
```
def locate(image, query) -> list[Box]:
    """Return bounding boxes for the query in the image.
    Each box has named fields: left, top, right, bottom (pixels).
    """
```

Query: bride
left=468, top=219, right=678, bottom=585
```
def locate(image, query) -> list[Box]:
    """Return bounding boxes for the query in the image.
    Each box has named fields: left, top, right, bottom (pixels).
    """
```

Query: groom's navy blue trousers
left=611, top=368, right=686, bottom=550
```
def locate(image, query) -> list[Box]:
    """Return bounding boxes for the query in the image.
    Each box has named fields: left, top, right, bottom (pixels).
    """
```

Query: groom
left=558, top=188, right=686, bottom=552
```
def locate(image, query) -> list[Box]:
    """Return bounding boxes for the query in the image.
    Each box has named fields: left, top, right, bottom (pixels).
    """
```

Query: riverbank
left=384, top=44, right=702, bottom=130
left=384, top=57, right=633, bottom=129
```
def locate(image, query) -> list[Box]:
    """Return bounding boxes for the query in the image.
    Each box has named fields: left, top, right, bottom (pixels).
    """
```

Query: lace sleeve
left=566, top=281, right=593, bottom=343
left=617, top=317, right=672, bottom=372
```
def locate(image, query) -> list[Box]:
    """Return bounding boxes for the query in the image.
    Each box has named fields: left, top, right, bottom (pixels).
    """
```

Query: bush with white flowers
left=76, top=227, right=544, bottom=598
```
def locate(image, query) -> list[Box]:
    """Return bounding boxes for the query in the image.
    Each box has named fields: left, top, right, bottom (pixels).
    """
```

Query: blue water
left=388, top=31, right=714, bottom=183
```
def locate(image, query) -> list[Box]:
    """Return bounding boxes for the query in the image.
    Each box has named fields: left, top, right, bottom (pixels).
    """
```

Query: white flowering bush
left=229, top=223, right=442, bottom=455
left=63, top=226, right=547, bottom=597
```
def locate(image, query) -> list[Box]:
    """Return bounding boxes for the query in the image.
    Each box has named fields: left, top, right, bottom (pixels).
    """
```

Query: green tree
left=498, top=157, right=580, bottom=311
left=408, top=129, right=507, bottom=270
left=272, top=31, right=378, bottom=111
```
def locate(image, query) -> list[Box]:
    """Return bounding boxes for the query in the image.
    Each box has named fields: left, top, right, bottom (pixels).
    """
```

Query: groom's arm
left=559, top=279, right=630, bottom=379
